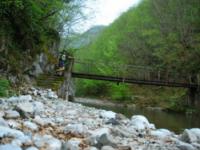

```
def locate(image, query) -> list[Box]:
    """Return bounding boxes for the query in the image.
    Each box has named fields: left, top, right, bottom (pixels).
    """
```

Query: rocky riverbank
left=0, top=88, right=200, bottom=150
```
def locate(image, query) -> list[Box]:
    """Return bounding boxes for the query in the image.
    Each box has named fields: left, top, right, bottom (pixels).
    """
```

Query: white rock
left=84, top=147, right=98, bottom=150
left=180, top=128, right=200, bottom=144
left=0, top=117, right=8, bottom=127
left=33, top=116, right=44, bottom=126
left=63, top=138, right=82, bottom=150
left=7, top=120, right=21, bottom=129
left=101, top=145, right=115, bottom=150
left=112, top=126, right=136, bottom=138
left=192, top=143, right=200, bottom=149
left=64, top=123, right=88, bottom=135
left=98, top=134, right=116, bottom=147
left=100, top=110, right=116, bottom=119
left=24, top=121, right=38, bottom=131
left=87, top=128, right=110, bottom=145
left=55, top=117, right=64, bottom=124
left=176, top=141, right=196, bottom=150
left=18, top=135, right=32, bottom=145
left=33, top=116, right=51, bottom=126
left=4, top=110, right=20, bottom=119
left=11, top=139, right=22, bottom=146
left=26, top=147, right=39, bottom=150
left=0, top=110, right=5, bottom=117
left=150, top=129, right=173, bottom=139
left=17, top=102, right=34, bottom=114
left=130, top=115, right=155, bottom=131
left=90, top=128, right=110, bottom=137
left=47, top=90, right=58, bottom=99
left=0, top=144, right=22, bottom=150
left=8, top=95, right=32, bottom=103
left=0, top=126, right=24, bottom=138
left=33, top=134, right=61, bottom=150
left=33, top=101, right=44, bottom=114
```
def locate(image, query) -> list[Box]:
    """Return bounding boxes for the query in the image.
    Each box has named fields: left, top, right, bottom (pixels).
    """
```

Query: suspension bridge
left=41, top=58, right=200, bottom=105
left=72, top=59, right=199, bottom=88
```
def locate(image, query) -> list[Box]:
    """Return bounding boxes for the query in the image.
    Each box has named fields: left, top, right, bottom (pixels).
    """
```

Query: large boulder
left=100, top=110, right=116, bottom=119
left=176, top=141, right=196, bottom=150
left=23, top=121, right=38, bottom=131
left=0, top=110, right=5, bottom=117
left=130, top=115, right=155, bottom=131
left=47, top=89, right=58, bottom=99
left=8, top=95, right=32, bottom=103
left=0, top=127, right=31, bottom=146
left=4, top=110, right=20, bottom=119
left=62, top=138, right=82, bottom=150
left=64, top=123, right=88, bottom=136
left=33, top=134, right=61, bottom=150
left=15, top=101, right=44, bottom=118
left=0, top=117, right=8, bottom=127
left=33, top=116, right=53, bottom=126
left=97, top=134, right=116, bottom=148
left=180, top=128, right=200, bottom=144
left=15, top=103, right=34, bottom=118
left=26, top=147, right=39, bottom=150
left=0, top=144, right=22, bottom=150
left=87, top=128, right=110, bottom=146
left=7, top=120, right=21, bottom=129
left=87, top=128, right=116, bottom=148
left=150, top=129, right=174, bottom=139
left=101, top=145, right=115, bottom=150
left=32, top=101, right=44, bottom=114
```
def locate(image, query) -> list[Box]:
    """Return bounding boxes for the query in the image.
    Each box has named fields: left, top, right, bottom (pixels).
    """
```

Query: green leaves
left=74, top=0, right=200, bottom=104
left=0, top=78, right=10, bottom=97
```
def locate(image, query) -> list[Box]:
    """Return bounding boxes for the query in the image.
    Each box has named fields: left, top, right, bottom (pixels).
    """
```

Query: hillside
left=74, top=0, right=200, bottom=112
left=69, top=25, right=106, bottom=49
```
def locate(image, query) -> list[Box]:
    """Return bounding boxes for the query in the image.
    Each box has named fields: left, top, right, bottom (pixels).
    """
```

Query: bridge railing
left=72, top=59, right=200, bottom=86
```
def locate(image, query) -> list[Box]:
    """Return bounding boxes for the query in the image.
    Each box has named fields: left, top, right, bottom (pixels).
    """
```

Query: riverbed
left=1, top=88, right=200, bottom=150
left=75, top=98, right=200, bottom=133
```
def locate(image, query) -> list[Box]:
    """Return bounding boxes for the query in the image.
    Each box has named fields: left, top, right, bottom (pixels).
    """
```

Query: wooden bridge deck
left=72, top=72, right=198, bottom=88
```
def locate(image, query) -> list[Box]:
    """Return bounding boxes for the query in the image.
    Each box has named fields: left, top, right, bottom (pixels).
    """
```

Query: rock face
left=0, top=88, right=199, bottom=150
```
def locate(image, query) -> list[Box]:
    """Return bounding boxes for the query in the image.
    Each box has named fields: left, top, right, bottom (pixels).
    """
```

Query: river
left=75, top=98, right=200, bottom=133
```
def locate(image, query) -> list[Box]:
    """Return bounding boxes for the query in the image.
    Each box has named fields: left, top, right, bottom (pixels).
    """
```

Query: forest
left=0, top=0, right=84, bottom=96
left=0, top=0, right=200, bottom=112
left=74, top=0, right=200, bottom=112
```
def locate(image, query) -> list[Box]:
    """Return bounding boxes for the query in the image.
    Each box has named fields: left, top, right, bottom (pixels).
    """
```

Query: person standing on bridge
left=56, top=53, right=66, bottom=76
left=56, top=51, right=74, bottom=76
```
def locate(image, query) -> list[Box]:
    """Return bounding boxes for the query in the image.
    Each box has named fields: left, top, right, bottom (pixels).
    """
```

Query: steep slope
left=69, top=25, right=105, bottom=49
left=74, top=0, right=200, bottom=111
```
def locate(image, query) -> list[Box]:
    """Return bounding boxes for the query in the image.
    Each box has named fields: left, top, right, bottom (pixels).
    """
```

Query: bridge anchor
left=188, top=87, right=200, bottom=107
left=57, top=58, right=74, bottom=101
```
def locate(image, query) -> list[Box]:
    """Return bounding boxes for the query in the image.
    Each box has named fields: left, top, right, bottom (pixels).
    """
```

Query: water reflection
left=80, top=102, right=200, bottom=133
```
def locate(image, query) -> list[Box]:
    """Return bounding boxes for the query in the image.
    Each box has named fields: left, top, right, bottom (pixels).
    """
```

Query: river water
left=77, top=100, right=200, bottom=133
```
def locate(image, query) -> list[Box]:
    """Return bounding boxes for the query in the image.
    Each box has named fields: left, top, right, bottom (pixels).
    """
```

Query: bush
left=0, top=78, right=10, bottom=97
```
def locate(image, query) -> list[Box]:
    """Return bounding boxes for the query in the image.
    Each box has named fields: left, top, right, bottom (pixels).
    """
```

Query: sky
left=75, top=0, right=141, bottom=33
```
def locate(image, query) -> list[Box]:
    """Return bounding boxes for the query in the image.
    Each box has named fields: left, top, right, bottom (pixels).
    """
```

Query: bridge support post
left=188, top=87, right=200, bottom=107
left=57, top=58, right=74, bottom=101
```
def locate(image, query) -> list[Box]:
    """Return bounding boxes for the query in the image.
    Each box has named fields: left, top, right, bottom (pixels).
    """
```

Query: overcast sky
left=75, top=0, right=141, bottom=33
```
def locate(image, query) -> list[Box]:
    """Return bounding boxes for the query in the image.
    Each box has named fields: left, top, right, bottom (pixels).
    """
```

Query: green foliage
left=109, top=84, right=132, bottom=101
left=74, top=0, right=200, bottom=110
left=0, top=0, right=84, bottom=74
left=76, top=80, right=110, bottom=98
left=0, top=78, right=10, bottom=97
